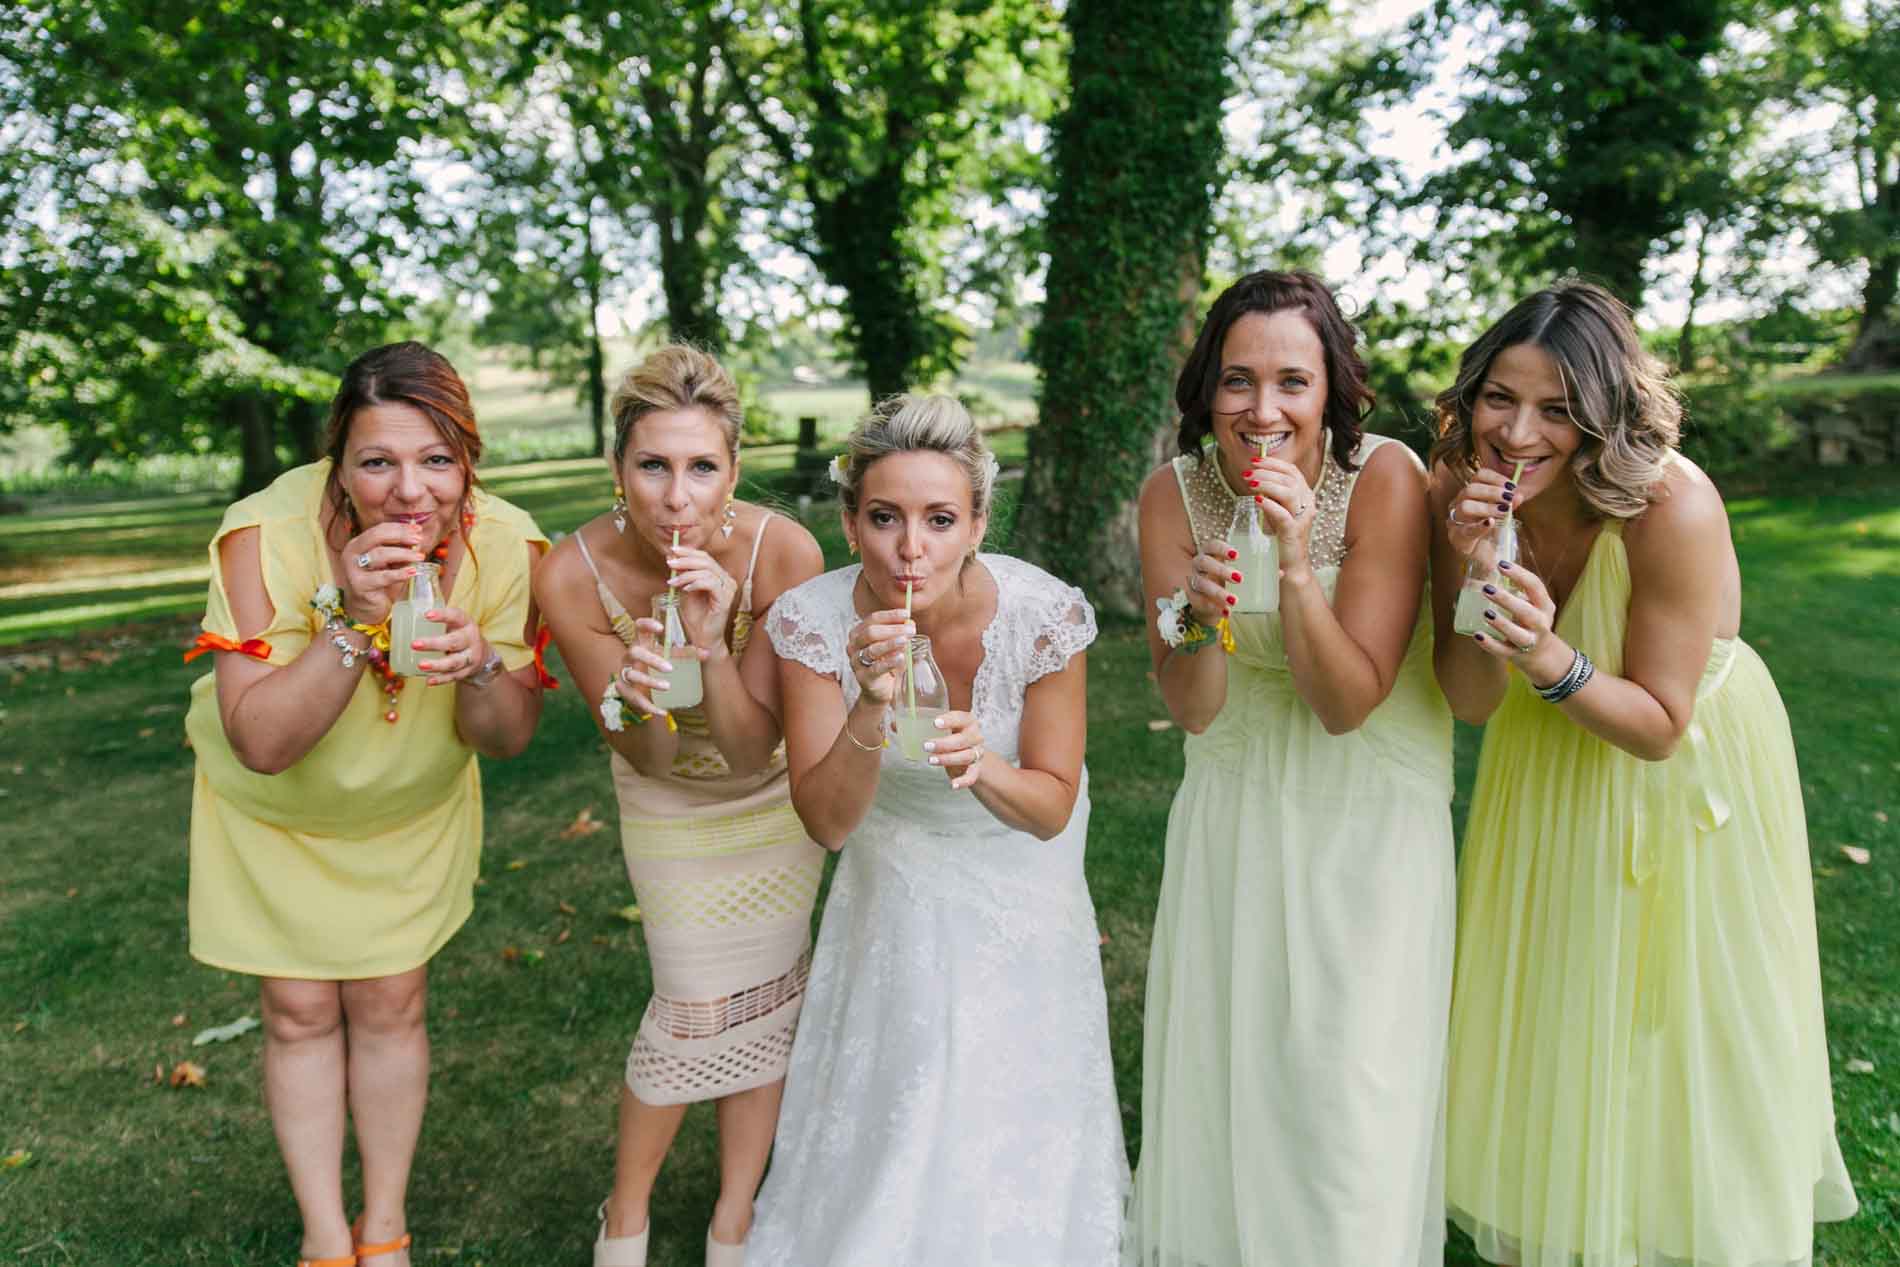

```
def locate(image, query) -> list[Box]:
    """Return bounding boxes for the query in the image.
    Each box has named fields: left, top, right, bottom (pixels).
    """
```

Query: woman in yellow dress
left=1431, top=281, right=1858, bottom=1266
left=532, top=345, right=825, bottom=1267
left=185, top=342, right=549, bottom=1267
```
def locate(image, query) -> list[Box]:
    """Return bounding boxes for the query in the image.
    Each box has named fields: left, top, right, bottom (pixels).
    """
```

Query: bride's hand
left=846, top=611, right=915, bottom=706
left=922, top=710, right=986, bottom=791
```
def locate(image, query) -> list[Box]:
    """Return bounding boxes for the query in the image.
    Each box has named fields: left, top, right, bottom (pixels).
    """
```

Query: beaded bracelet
left=1537, top=647, right=1595, bottom=703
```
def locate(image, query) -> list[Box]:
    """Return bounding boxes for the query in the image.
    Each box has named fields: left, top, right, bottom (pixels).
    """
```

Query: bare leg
left=340, top=967, right=430, bottom=1267
left=259, top=977, right=353, bottom=1263
left=604, top=1084, right=689, bottom=1237
left=708, top=1079, right=785, bottom=1245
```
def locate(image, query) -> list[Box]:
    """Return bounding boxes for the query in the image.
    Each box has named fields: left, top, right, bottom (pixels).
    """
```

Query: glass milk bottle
left=1229, top=496, right=1280, bottom=614
left=890, top=635, right=951, bottom=762
left=650, top=591, right=704, bottom=710
left=388, top=561, right=446, bottom=677
left=1453, top=517, right=1521, bottom=636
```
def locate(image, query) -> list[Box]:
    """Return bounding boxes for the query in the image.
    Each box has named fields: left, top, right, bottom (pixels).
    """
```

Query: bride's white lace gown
left=747, top=554, right=1130, bottom=1266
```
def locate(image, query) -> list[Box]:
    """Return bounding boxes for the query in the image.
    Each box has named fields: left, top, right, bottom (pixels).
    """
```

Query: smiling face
left=845, top=451, right=986, bottom=613
left=1469, top=342, right=1584, bottom=502
left=615, top=406, right=739, bottom=553
left=339, top=402, right=469, bottom=548
left=1209, top=309, right=1328, bottom=488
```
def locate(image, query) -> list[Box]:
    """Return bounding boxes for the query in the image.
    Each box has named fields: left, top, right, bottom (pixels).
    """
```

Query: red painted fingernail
left=1226, top=549, right=1238, bottom=560
left=1225, top=594, right=1236, bottom=606
left=1230, top=571, right=1243, bottom=582
left=1255, top=495, right=1265, bottom=505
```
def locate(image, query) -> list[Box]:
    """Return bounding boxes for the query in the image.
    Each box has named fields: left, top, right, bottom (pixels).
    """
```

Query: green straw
left=904, top=582, right=916, bottom=719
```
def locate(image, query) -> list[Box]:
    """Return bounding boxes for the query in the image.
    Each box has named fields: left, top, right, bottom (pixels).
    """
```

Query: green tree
left=735, top=0, right=1061, bottom=401
left=1018, top=0, right=1233, bottom=613
left=2, top=2, right=472, bottom=493
left=1419, top=0, right=1741, bottom=306
left=1782, top=1, right=1900, bottom=367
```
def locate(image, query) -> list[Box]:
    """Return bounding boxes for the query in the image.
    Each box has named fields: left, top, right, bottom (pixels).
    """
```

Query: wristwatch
left=466, top=648, right=506, bottom=688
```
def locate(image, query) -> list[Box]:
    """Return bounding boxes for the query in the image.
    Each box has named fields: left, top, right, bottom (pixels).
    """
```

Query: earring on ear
left=847, top=539, right=859, bottom=556
left=721, top=496, right=737, bottom=539
left=612, top=483, right=628, bottom=535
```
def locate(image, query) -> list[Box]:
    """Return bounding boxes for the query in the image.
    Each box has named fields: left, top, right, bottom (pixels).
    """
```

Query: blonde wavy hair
left=609, top=344, right=743, bottom=462
left=833, top=394, right=999, bottom=526
left=1430, top=281, right=1681, bottom=520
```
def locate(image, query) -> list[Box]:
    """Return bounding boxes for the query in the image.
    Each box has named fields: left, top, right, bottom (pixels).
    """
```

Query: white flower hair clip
left=827, top=454, right=849, bottom=485
left=981, top=451, right=1001, bottom=484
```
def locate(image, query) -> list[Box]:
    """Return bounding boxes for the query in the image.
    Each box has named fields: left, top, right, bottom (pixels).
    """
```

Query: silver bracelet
left=1537, top=648, right=1594, bottom=703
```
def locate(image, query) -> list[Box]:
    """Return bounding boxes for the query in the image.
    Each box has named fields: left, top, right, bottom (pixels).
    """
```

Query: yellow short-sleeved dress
left=1446, top=521, right=1858, bottom=1267
left=185, top=461, right=547, bottom=981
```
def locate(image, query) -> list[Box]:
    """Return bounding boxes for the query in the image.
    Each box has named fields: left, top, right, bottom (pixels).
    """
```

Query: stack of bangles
left=1536, top=647, right=1595, bottom=703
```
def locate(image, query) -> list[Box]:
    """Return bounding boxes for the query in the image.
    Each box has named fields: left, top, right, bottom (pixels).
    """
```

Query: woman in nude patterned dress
left=533, top=346, right=826, bottom=1267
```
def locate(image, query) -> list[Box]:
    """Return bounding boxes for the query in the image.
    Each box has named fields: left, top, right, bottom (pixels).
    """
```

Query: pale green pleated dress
left=1446, top=521, right=1858, bottom=1267
left=1127, top=435, right=1457, bottom=1267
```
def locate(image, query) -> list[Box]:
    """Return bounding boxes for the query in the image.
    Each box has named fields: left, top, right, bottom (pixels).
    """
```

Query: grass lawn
left=1, top=471, right=1895, bottom=1265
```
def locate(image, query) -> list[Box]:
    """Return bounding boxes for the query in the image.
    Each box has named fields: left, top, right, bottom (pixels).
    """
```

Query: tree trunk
left=232, top=391, right=278, bottom=497
left=285, top=397, right=322, bottom=462
left=584, top=218, right=607, bottom=458
left=1017, top=0, right=1232, bottom=615
left=814, top=163, right=933, bottom=402
left=1678, top=218, right=1711, bottom=371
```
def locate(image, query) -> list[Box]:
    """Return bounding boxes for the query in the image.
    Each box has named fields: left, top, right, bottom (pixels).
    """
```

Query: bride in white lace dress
left=745, top=394, right=1128, bottom=1266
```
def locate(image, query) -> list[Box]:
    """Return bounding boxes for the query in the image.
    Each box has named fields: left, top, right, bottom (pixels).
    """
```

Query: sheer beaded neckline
left=1176, top=434, right=1353, bottom=570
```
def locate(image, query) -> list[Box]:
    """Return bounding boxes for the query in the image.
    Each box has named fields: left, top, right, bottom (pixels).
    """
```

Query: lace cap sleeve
left=1022, top=567, right=1097, bottom=684
left=765, top=574, right=843, bottom=679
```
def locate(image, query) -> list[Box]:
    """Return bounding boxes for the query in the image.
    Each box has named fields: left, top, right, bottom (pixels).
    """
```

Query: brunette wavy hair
left=322, top=341, right=483, bottom=534
left=1174, top=269, right=1373, bottom=473
left=1430, top=281, right=1680, bottom=520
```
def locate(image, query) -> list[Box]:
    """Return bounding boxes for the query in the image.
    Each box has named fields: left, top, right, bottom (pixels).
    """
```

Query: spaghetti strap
left=574, top=528, right=639, bottom=646
left=740, top=512, right=774, bottom=610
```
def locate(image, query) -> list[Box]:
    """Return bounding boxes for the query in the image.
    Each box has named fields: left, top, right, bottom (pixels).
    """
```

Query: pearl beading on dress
left=1177, top=438, right=1353, bottom=570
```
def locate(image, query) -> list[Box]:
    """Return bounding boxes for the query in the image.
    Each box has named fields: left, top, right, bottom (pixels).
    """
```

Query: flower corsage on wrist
left=599, top=680, right=677, bottom=734
left=1155, top=588, right=1235, bottom=656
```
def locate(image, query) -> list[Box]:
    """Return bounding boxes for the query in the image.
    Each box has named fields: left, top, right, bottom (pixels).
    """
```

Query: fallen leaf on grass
left=152, top=1062, right=165, bottom=1085
left=1876, top=811, right=1889, bottom=825
left=617, top=904, right=643, bottom=924
left=505, top=859, right=528, bottom=871
left=137, top=727, right=155, bottom=739
left=592, top=935, right=612, bottom=947
left=500, top=946, right=521, bottom=962
left=1146, top=719, right=1173, bottom=732
left=64, top=888, right=77, bottom=898
left=170, top=1014, right=187, bottom=1028
left=169, top=1060, right=207, bottom=1088
left=554, top=928, right=571, bottom=945
left=557, top=901, right=577, bottom=916
left=191, top=1015, right=259, bottom=1046
left=560, top=807, right=605, bottom=838
left=1840, top=845, right=1871, bottom=865
left=2, top=1149, right=32, bottom=1169
left=1099, top=931, right=1111, bottom=946
left=1844, top=1058, right=1875, bottom=1075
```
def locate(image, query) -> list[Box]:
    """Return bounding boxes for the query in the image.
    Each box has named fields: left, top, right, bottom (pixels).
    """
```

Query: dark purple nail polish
left=1498, top=560, right=1513, bottom=570
left=1482, top=585, right=1496, bottom=596
left=1504, top=480, right=1517, bottom=491
left=1484, top=609, right=1497, bottom=621
left=1473, top=632, right=1486, bottom=643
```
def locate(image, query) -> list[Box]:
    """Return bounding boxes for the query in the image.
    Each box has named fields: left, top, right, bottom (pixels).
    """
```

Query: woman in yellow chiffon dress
left=1430, top=281, right=1857, bottom=1267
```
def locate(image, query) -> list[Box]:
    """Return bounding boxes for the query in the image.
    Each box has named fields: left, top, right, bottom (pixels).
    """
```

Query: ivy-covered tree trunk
left=1018, top=0, right=1231, bottom=614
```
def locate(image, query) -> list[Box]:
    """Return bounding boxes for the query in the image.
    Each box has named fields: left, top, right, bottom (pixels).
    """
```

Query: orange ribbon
left=532, top=626, right=561, bottom=689
left=183, top=632, right=273, bottom=664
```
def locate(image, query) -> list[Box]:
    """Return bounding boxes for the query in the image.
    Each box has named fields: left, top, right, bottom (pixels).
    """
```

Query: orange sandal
left=351, top=1216, right=412, bottom=1263
left=295, top=1256, right=356, bottom=1267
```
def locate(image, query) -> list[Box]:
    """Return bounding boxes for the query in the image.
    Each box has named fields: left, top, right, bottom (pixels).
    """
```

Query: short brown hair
left=322, top=341, right=482, bottom=531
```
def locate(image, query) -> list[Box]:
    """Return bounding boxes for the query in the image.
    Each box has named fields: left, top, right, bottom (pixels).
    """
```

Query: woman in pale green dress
left=1128, top=269, right=1455, bottom=1266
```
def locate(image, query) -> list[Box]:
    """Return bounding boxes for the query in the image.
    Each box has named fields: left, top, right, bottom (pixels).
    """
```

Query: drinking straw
left=1506, top=461, right=1524, bottom=528
left=904, top=581, right=916, bottom=719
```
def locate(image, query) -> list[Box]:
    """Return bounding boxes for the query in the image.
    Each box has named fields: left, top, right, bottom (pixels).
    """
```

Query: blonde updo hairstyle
left=835, top=393, right=998, bottom=549
left=1430, top=280, right=1681, bottom=520
left=609, top=344, right=744, bottom=464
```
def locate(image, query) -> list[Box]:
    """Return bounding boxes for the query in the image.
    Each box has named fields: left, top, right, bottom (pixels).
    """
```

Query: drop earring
left=612, top=483, right=628, bottom=534
left=847, top=538, right=858, bottom=556
left=721, top=496, right=737, bottom=539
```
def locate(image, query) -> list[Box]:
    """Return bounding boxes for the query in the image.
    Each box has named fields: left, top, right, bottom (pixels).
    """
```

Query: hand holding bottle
left=612, top=616, right=675, bottom=715
left=1183, top=537, right=1241, bottom=626
left=846, top=610, right=916, bottom=706
left=663, top=543, right=739, bottom=652
left=1446, top=469, right=1517, bottom=559
left=918, top=710, right=986, bottom=791
left=339, top=521, right=427, bottom=626
left=1242, top=453, right=1316, bottom=565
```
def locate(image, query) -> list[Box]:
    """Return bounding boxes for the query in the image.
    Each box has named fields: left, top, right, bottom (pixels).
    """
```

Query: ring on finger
left=1446, top=506, right=1470, bottom=528
left=1516, top=636, right=1538, bottom=654
left=856, top=646, right=874, bottom=669
left=356, top=551, right=373, bottom=569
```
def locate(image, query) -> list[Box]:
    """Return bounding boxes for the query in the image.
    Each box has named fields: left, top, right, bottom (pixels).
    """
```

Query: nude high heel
left=594, top=1201, right=649, bottom=1267
left=704, top=1226, right=745, bottom=1267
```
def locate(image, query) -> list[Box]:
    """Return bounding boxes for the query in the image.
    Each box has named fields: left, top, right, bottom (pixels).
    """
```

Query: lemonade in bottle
left=1453, top=516, right=1520, bottom=636
left=890, top=635, right=950, bottom=761
left=389, top=561, right=445, bottom=677
left=1229, top=496, right=1280, bottom=614
left=650, top=591, right=704, bottom=710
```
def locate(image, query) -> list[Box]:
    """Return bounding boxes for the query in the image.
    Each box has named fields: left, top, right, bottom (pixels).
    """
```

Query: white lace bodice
left=766, top=553, right=1096, bottom=770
